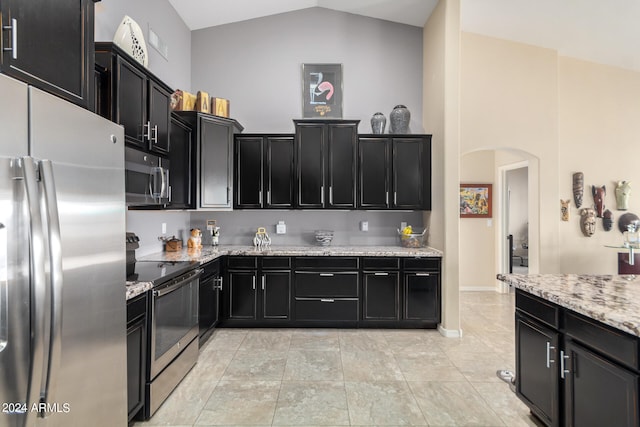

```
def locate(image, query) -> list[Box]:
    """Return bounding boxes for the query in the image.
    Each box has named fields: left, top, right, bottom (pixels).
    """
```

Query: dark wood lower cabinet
left=199, top=259, right=221, bottom=346
left=515, top=289, right=640, bottom=427
left=126, top=293, right=147, bottom=422
left=362, top=272, right=399, bottom=320
left=403, top=272, right=440, bottom=322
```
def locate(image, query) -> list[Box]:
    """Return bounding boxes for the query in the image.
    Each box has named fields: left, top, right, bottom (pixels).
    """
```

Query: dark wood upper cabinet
left=294, top=120, right=358, bottom=209
left=265, top=136, right=295, bottom=208
left=235, top=136, right=264, bottom=208
left=1, top=0, right=95, bottom=109
left=358, top=135, right=431, bottom=210
left=168, top=113, right=195, bottom=209
left=95, top=42, right=172, bottom=155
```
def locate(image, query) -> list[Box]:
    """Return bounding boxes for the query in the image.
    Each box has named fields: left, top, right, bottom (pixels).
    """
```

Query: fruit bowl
left=398, top=228, right=427, bottom=248
left=314, top=230, right=334, bottom=246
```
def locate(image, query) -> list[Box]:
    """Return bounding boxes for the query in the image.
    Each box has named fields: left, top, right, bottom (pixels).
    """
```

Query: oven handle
left=153, top=269, right=203, bottom=297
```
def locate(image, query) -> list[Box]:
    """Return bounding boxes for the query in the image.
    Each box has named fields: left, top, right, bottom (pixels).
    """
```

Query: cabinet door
left=148, top=80, right=171, bottom=155
left=363, top=272, right=399, bottom=320
left=126, top=318, right=145, bottom=421
left=327, top=124, right=357, bottom=208
left=1, top=0, right=93, bottom=108
left=168, top=116, right=194, bottom=209
left=359, top=138, right=389, bottom=208
left=116, top=57, right=147, bottom=148
left=515, top=314, right=559, bottom=427
left=563, top=340, right=639, bottom=427
left=234, top=136, right=263, bottom=208
left=261, top=272, right=291, bottom=319
left=265, top=136, right=294, bottom=208
left=392, top=138, right=424, bottom=209
left=199, top=277, right=216, bottom=338
left=403, top=272, right=439, bottom=321
left=200, top=117, right=233, bottom=208
left=227, top=271, right=257, bottom=319
left=296, top=123, right=325, bottom=208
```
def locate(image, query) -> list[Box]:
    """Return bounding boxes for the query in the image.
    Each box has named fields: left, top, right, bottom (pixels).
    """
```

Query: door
left=148, top=80, right=171, bottom=154
left=227, top=271, right=257, bottom=319
left=359, top=138, right=389, bottom=208
left=265, top=136, right=294, bottom=208
left=327, top=124, right=357, bottom=208
left=515, top=314, right=559, bottom=426
left=563, top=340, right=639, bottom=427
left=200, top=116, right=233, bottom=208
left=235, top=136, right=263, bottom=208
left=363, top=272, right=399, bottom=320
left=0, top=0, right=93, bottom=108
left=168, top=115, right=194, bottom=209
left=393, top=138, right=423, bottom=209
left=30, top=87, right=128, bottom=424
left=261, top=271, right=291, bottom=319
left=296, top=123, right=324, bottom=208
left=403, top=272, right=439, bottom=321
left=117, top=57, right=147, bottom=148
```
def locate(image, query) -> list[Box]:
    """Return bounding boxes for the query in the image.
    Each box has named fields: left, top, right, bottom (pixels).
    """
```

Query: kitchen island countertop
left=498, top=273, right=640, bottom=337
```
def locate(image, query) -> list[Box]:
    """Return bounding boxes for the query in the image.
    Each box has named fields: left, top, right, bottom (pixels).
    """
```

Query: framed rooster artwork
left=302, top=63, right=343, bottom=118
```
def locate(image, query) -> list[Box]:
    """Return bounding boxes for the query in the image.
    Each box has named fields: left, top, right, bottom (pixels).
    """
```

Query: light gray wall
left=190, top=211, right=424, bottom=247
left=94, top=0, right=191, bottom=90
left=127, top=211, right=191, bottom=256
left=191, top=7, right=424, bottom=133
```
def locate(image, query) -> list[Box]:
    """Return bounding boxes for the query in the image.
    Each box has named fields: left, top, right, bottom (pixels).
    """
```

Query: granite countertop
left=497, top=273, right=640, bottom=337
left=126, top=245, right=442, bottom=300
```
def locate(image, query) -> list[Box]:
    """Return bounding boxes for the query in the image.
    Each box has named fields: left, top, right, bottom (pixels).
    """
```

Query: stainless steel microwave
left=125, top=147, right=170, bottom=206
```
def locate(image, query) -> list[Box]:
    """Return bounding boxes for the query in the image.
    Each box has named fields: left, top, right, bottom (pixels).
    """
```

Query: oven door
left=150, top=268, right=201, bottom=379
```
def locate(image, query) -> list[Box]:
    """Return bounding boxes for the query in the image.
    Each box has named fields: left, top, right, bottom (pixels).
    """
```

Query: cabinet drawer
left=294, top=257, right=358, bottom=270
left=127, top=293, right=147, bottom=325
left=564, top=311, right=639, bottom=370
left=515, top=290, right=560, bottom=329
left=262, top=257, right=291, bottom=269
left=402, top=258, right=441, bottom=271
left=362, top=257, right=399, bottom=270
left=294, top=272, right=359, bottom=297
left=295, top=298, right=359, bottom=321
left=227, top=256, right=258, bottom=269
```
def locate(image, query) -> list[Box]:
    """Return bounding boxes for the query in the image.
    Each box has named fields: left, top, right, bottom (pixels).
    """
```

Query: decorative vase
left=370, top=112, right=386, bottom=134
left=113, top=15, right=148, bottom=67
left=389, top=105, right=410, bottom=134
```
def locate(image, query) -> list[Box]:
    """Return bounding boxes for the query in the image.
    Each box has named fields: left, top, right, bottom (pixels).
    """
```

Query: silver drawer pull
left=560, top=350, right=570, bottom=379
left=415, top=273, right=430, bottom=277
left=546, top=342, right=555, bottom=368
left=320, top=298, right=335, bottom=303
left=374, top=272, right=389, bottom=276
left=319, top=273, right=334, bottom=277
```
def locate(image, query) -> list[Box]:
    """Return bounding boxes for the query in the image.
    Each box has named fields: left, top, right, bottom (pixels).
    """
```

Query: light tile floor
left=133, top=291, right=544, bottom=426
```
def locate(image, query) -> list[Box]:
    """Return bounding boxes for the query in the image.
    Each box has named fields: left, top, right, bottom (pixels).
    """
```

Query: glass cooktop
left=127, top=261, right=198, bottom=285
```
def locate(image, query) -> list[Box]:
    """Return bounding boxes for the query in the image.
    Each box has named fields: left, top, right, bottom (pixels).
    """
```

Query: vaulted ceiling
left=168, top=0, right=640, bottom=71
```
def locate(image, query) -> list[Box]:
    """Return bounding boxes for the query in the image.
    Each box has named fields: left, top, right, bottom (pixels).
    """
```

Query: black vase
left=370, top=112, right=386, bottom=134
left=389, top=105, right=410, bottom=134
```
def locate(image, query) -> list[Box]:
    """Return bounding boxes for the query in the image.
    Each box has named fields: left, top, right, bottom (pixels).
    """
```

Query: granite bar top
left=126, top=245, right=442, bottom=300
left=497, top=273, right=640, bottom=337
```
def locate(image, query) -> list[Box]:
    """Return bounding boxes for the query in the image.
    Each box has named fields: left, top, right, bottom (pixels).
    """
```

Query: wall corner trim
left=438, top=324, right=463, bottom=338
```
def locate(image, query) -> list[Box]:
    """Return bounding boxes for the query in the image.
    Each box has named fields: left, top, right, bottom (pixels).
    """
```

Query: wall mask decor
left=618, top=212, right=640, bottom=233
left=573, top=172, right=584, bottom=208
left=603, top=209, right=614, bottom=231
left=615, top=181, right=631, bottom=211
left=561, top=199, right=570, bottom=221
left=592, top=185, right=606, bottom=218
left=580, top=208, right=597, bottom=237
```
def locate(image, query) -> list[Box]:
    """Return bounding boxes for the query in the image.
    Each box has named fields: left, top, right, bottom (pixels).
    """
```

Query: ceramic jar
left=389, top=105, right=410, bottom=134
left=370, top=112, right=386, bottom=134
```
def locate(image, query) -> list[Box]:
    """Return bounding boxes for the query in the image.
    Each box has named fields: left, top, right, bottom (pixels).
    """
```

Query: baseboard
left=438, top=324, right=463, bottom=338
left=460, top=286, right=499, bottom=292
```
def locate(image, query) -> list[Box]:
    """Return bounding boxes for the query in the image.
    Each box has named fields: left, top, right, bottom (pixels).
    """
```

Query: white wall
left=190, top=7, right=424, bottom=134
left=507, top=167, right=528, bottom=249
left=94, top=0, right=191, bottom=90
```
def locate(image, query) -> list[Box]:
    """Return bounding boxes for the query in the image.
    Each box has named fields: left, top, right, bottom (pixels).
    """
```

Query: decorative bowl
left=398, top=228, right=427, bottom=248
left=314, top=230, right=334, bottom=246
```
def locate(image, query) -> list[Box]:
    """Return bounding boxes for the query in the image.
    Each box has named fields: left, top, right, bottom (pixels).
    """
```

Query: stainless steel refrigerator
left=0, top=74, right=127, bottom=426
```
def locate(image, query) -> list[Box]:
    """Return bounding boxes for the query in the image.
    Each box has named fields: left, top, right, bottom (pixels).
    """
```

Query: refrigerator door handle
left=21, top=157, right=47, bottom=420
left=0, top=221, right=6, bottom=354
left=40, top=160, right=62, bottom=417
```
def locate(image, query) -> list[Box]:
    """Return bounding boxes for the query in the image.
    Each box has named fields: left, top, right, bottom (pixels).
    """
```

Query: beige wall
left=460, top=32, right=640, bottom=278
left=423, top=0, right=461, bottom=336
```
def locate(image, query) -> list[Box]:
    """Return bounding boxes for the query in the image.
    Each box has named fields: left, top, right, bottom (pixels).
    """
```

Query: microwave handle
left=149, top=166, right=167, bottom=201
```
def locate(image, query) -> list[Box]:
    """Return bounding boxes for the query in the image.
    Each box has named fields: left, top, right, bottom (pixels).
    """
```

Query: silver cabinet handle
left=3, top=18, right=17, bottom=59
left=143, top=121, right=151, bottom=141
left=329, top=186, right=333, bottom=205
left=321, top=185, right=324, bottom=205
left=546, top=342, right=555, bottom=368
left=152, top=124, right=158, bottom=144
left=252, top=276, right=256, bottom=290
left=416, top=273, right=431, bottom=277
left=386, top=191, right=389, bottom=205
left=259, top=190, right=262, bottom=204
left=394, top=191, right=397, bottom=205
left=319, top=273, right=334, bottom=277
left=39, top=160, right=63, bottom=415
left=267, top=189, right=271, bottom=205
left=320, top=298, right=335, bottom=303
left=560, top=350, right=570, bottom=379
left=374, top=272, right=389, bottom=276
left=261, top=275, right=265, bottom=291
